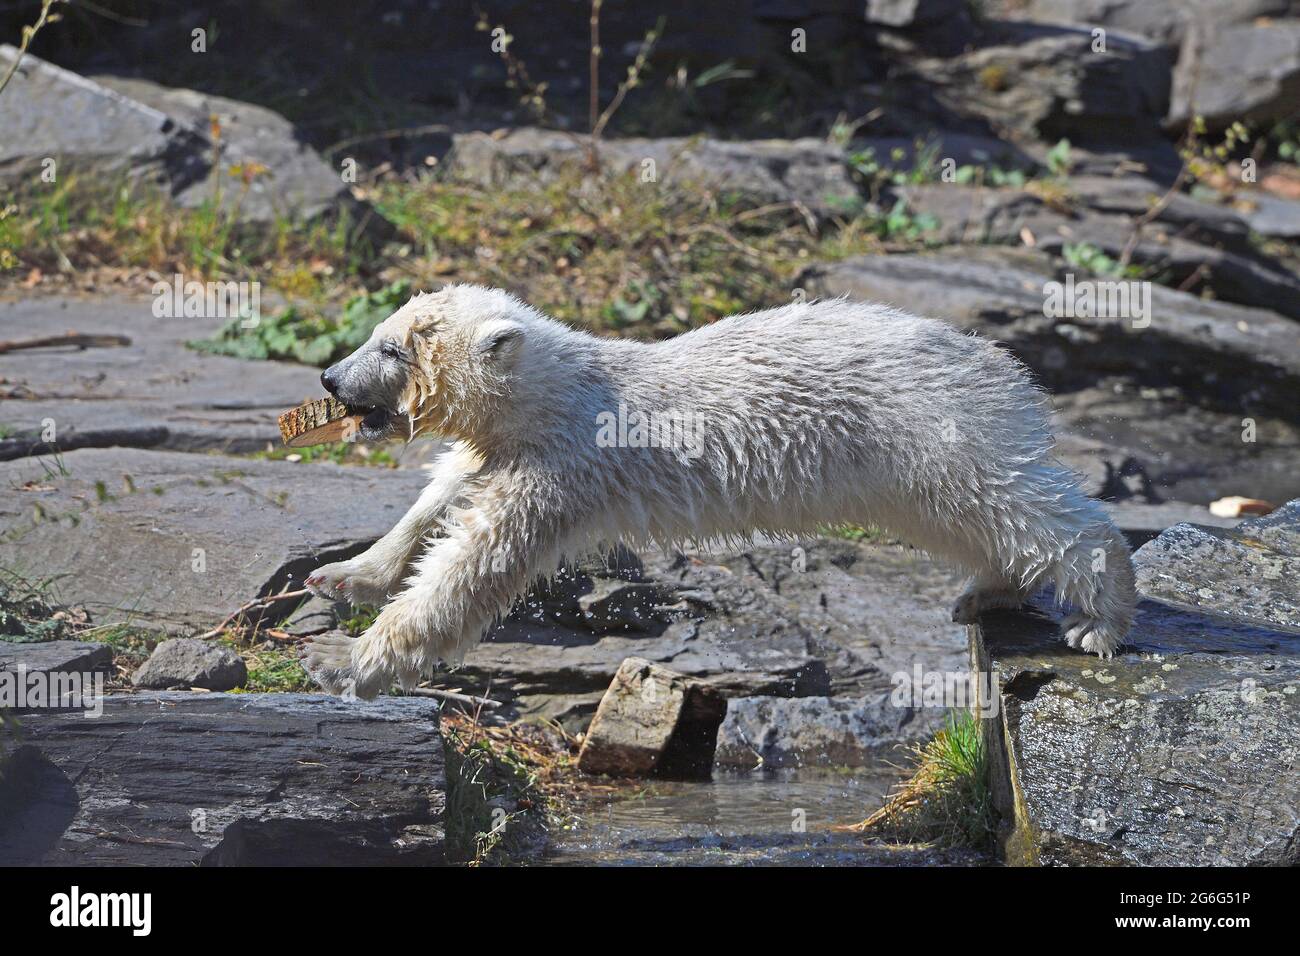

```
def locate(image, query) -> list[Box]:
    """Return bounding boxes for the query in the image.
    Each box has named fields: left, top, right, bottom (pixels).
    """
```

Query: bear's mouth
left=354, top=405, right=395, bottom=440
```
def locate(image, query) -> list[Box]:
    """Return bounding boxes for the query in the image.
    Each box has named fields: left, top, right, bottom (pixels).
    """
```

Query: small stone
left=132, top=637, right=247, bottom=691
left=577, top=657, right=727, bottom=778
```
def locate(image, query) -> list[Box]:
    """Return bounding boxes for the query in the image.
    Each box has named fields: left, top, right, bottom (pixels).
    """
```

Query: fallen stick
left=408, top=687, right=503, bottom=710
left=0, top=332, right=132, bottom=353
left=198, top=588, right=310, bottom=640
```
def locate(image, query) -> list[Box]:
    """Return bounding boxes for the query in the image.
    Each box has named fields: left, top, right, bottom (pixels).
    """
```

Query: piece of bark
left=278, top=397, right=362, bottom=447
left=577, top=657, right=727, bottom=779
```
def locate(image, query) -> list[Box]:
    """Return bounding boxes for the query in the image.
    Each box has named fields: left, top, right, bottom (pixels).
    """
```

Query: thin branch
left=198, top=588, right=310, bottom=640
left=0, top=0, right=64, bottom=100
left=0, top=331, right=130, bottom=353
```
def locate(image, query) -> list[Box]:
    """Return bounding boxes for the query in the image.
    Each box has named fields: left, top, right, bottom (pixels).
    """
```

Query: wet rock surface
left=458, top=539, right=970, bottom=759
left=972, top=499, right=1300, bottom=866
left=0, top=692, right=447, bottom=866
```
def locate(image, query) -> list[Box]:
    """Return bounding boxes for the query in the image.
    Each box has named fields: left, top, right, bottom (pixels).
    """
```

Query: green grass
left=234, top=642, right=314, bottom=693
left=441, top=715, right=570, bottom=866
left=852, top=711, right=996, bottom=850
left=1, top=174, right=371, bottom=292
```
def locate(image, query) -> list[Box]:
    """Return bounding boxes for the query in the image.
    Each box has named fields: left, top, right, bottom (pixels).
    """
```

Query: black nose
left=320, top=366, right=339, bottom=394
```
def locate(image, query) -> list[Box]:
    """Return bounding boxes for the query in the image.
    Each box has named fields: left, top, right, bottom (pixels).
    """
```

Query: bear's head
left=320, top=285, right=530, bottom=446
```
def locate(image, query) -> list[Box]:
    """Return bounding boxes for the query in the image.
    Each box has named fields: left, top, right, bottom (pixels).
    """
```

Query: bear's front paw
left=303, top=560, right=391, bottom=605
left=298, top=629, right=392, bottom=699
left=1061, top=613, right=1123, bottom=659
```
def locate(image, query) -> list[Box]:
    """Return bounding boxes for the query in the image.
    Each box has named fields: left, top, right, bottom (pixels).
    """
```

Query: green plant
left=1062, top=241, right=1144, bottom=280
left=873, top=199, right=939, bottom=242
left=236, top=643, right=313, bottom=692
left=190, top=279, right=412, bottom=367
left=1044, top=138, right=1073, bottom=178
left=850, top=711, right=995, bottom=849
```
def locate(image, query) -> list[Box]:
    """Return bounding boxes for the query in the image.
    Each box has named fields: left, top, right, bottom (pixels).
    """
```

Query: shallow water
left=542, top=764, right=988, bottom=866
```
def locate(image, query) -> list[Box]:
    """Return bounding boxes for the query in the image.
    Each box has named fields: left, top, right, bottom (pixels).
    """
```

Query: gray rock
left=0, top=48, right=353, bottom=224
left=800, top=250, right=1300, bottom=507
left=1016, top=1, right=1300, bottom=132
left=577, top=658, right=728, bottom=778
left=892, top=182, right=1300, bottom=318
left=905, top=25, right=1171, bottom=142
left=799, top=250, right=1300, bottom=413
left=0, top=641, right=112, bottom=679
left=1049, top=385, right=1300, bottom=511
left=1169, top=20, right=1300, bottom=130
left=971, top=496, right=1300, bottom=865
left=462, top=538, right=969, bottom=751
left=282, top=595, right=345, bottom=637
left=0, top=447, right=428, bottom=633
left=575, top=580, right=675, bottom=633
left=1134, top=499, right=1300, bottom=630
left=0, top=693, right=446, bottom=865
left=0, top=296, right=325, bottom=460
left=443, top=129, right=863, bottom=218
left=132, top=637, right=247, bottom=690
left=1018, top=0, right=1294, bottom=48
left=0, top=45, right=200, bottom=192
left=715, top=693, right=946, bottom=769
left=95, top=76, right=352, bottom=223
left=1102, top=500, right=1240, bottom=548
left=1240, top=192, right=1300, bottom=240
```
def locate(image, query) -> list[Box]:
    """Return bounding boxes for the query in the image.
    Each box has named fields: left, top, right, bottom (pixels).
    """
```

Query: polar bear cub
left=301, top=284, right=1136, bottom=698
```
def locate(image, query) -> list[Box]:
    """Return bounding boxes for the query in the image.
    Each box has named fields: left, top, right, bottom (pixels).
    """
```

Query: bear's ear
left=476, top=319, right=525, bottom=366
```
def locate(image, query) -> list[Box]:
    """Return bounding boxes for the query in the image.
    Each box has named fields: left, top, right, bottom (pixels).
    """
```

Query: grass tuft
left=847, top=711, right=996, bottom=850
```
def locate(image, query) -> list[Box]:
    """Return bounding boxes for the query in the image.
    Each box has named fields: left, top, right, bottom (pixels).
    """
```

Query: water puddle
left=543, top=763, right=988, bottom=866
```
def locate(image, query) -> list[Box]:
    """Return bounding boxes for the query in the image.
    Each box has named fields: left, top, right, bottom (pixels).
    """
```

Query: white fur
left=301, top=286, right=1136, bottom=698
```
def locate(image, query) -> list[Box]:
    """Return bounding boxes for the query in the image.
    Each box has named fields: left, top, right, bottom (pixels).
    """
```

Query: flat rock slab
left=0, top=447, right=428, bottom=632
left=0, top=692, right=446, bottom=866
left=0, top=296, right=325, bottom=459
left=799, top=250, right=1300, bottom=405
left=0, top=640, right=112, bottom=677
left=971, top=498, right=1300, bottom=865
